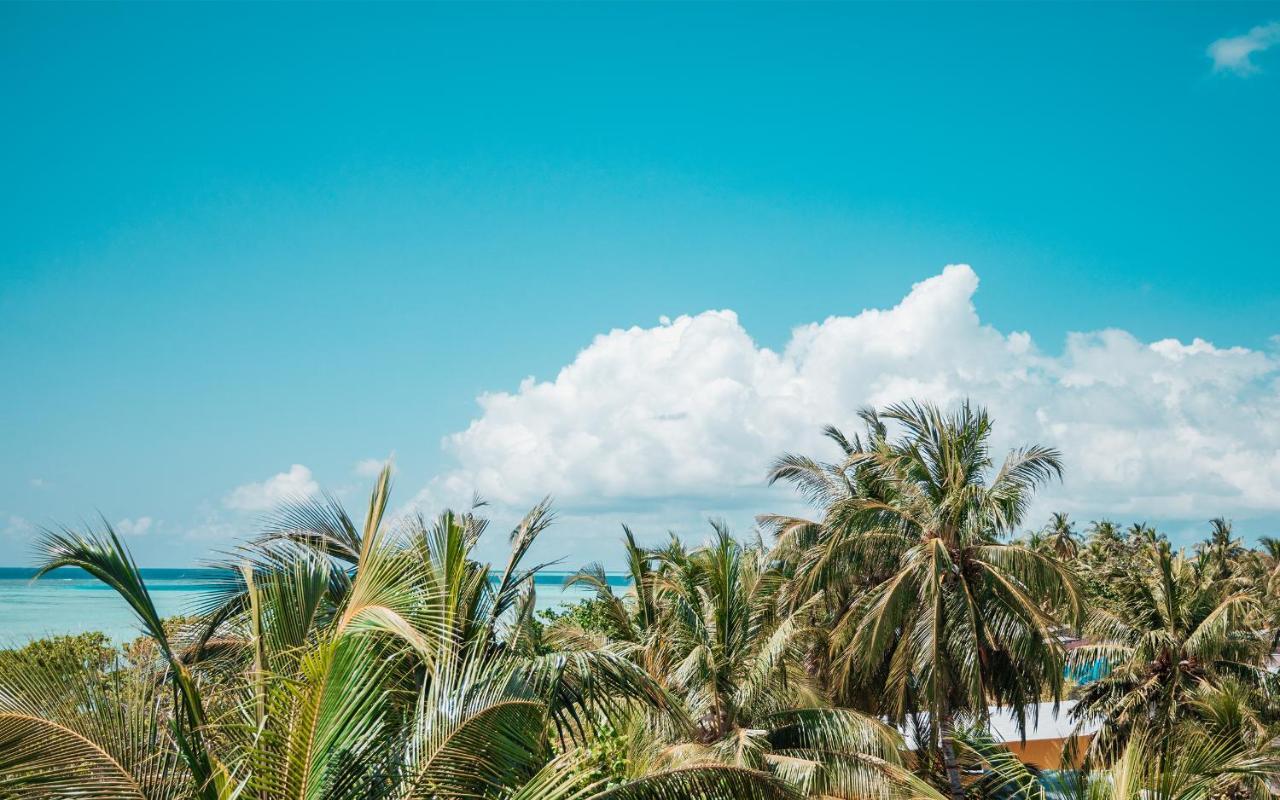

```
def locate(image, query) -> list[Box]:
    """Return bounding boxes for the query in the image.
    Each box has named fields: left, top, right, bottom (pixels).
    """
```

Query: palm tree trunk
left=939, top=716, right=965, bottom=800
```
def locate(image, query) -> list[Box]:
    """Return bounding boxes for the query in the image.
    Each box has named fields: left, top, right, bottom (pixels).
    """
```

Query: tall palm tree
left=556, top=523, right=941, bottom=800
left=1077, top=520, right=1167, bottom=607
left=1, top=466, right=801, bottom=800
left=1241, top=534, right=1280, bottom=595
left=1255, top=536, right=1280, bottom=567
left=768, top=401, right=1081, bottom=800
left=1237, top=535, right=1280, bottom=653
left=1085, top=520, right=1121, bottom=550
left=1069, top=538, right=1266, bottom=760
left=1196, top=517, right=1245, bottom=582
left=1041, top=512, right=1080, bottom=561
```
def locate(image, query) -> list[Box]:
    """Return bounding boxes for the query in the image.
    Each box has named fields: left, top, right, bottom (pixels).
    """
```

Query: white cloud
left=28, top=478, right=47, bottom=490
left=185, top=517, right=240, bottom=542
left=424, top=265, right=1280, bottom=540
left=1208, top=21, right=1280, bottom=75
left=3, top=515, right=33, bottom=539
left=115, top=516, right=153, bottom=537
left=354, top=458, right=390, bottom=478
left=183, top=502, right=243, bottom=542
left=224, top=464, right=319, bottom=512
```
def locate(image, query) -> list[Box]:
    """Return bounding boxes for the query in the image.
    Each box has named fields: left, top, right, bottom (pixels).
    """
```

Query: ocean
left=0, top=567, right=620, bottom=647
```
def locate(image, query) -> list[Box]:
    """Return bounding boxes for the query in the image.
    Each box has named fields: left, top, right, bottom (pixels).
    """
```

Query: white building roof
left=898, top=700, right=1101, bottom=747
left=987, top=700, right=1100, bottom=743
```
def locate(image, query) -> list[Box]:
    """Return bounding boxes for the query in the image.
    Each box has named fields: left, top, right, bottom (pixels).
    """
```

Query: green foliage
left=572, top=721, right=632, bottom=790
left=767, top=401, right=1078, bottom=799
left=7, top=404, right=1280, bottom=799
left=1070, top=537, right=1268, bottom=762
left=0, top=631, right=115, bottom=682
left=539, top=596, right=629, bottom=640
left=0, top=462, right=807, bottom=800
left=958, top=725, right=1280, bottom=800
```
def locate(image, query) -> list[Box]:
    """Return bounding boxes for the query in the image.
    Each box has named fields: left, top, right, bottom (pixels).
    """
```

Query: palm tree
left=1077, top=520, right=1165, bottom=607
left=0, top=612, right=800, bottom=800
left=768, top=401, right=1081, bottom=800
left=1255, top=536, right=1280, bottom=568
left=560, top=525, right=660, bottom=648
left=1197, top=517, right=1245, bottom=582
left=1069, top=538, right=1267, bottom=760
left=1079, top=520, right=1123, bottom=575
left=1085, top=519, right=1121, bottom=549
left=1042, top=512, right=1080, bottom=561
left=31, top=524, right=224, bottom=800
left=1237, top=535, right=1280, bottom=654
left=1, top=466, right=802, bottom=800
left=0, top=647, right=188, bottom=799
left=1242, top=534, right=1280, bottom=594
left=958, top=723, right=1280, bottom=800
left=556, top=523, right=941, bottom=800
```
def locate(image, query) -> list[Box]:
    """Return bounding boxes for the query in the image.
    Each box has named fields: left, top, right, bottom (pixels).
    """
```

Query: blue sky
left=3, top=3, right=1279, bottom=566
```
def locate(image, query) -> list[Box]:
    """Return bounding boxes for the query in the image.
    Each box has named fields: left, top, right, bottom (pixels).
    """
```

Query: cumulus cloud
left=1208, top=21, right=1280, bottom=75
left=114, top=516, right=154, bottom=537
left=224, top=464, right=319, bottom=512
left=425, top=265, right=1280, bottom=537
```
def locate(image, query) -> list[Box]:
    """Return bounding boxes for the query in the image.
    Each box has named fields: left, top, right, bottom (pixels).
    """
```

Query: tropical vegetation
left=4, top=400, right=1280, bottom=799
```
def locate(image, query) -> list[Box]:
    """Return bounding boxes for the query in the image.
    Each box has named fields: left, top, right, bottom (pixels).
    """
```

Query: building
left=985, top=700, right=1099, bottom=770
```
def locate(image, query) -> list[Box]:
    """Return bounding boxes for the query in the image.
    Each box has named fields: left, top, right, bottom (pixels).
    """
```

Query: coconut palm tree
left=958, top=723, right=1280, bottom=800
left=0, top=647, right=189, bottom=800
left=1240, top=535, right=1280, bottom=595
left=0, top=609, right=801, bottom=800
left=1041, top=512, right=1080, bottom=561
left=1069, top=538, right=1267, bottom=760
left=1, top=466, right=802, bottom=800
left=1196, top=517, right=1245, bottom=582
left=1255, top=536, right=1280, bottom=569
left=1235, top=535, right=1280, bottom=655
left=767, top=401, right=1081, bottom=800
left=554, top=523, right=941, bottom=800
left=29, top=524, right=227, bottom=800
left=560, top=525, right=660, bottom=647
left=1084, top=520, right=1121, bottom=552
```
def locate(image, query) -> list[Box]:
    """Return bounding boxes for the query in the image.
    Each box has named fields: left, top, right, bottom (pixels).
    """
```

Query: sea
left=0, top=567, right=624, bottom=647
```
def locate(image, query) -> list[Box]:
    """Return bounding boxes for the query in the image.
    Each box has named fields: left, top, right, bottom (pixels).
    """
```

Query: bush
left=537, top=596, right=626, bottom=639
left=0, top=631, right=116, bottom=682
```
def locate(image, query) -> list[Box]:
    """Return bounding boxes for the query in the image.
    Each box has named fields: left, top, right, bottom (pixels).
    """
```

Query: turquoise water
left=0, top=567, right=619, bottom=647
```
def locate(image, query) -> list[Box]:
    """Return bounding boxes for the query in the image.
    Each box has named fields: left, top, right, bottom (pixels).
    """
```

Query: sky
left=2, top=2, right=1279, bottom=567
